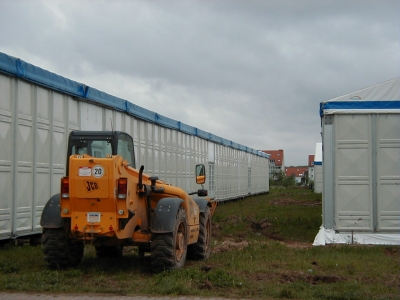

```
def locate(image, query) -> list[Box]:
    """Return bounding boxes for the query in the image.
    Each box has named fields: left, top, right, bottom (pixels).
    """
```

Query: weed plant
left=0, top=187, right=398, bottom=299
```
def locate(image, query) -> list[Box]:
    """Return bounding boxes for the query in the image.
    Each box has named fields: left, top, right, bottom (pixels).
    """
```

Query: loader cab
left=66, top=131, right=135, bottom=175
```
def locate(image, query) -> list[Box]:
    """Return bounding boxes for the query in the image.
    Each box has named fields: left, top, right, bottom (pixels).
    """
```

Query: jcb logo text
left=85, top=181, right=99, bottom=192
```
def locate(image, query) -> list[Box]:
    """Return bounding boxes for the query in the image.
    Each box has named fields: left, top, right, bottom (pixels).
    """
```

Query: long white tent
left=0, top=52, right=270, bottom=240
left=314, top=77, right=400, bottom=245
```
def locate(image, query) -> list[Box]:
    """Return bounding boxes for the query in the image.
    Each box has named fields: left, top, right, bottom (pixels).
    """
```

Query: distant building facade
left=308, top=154, right=315, bottom=185
left=285, top=166, right=308, bottom=184
left=262, top=149, right=284, bottom=179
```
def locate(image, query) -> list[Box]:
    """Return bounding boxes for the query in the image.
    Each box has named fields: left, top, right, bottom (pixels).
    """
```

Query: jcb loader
left=40, top=130, right=215, bottom=272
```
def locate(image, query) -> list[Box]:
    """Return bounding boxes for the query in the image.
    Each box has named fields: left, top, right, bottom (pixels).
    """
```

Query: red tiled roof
left=262, top=149, right=284, bottom=166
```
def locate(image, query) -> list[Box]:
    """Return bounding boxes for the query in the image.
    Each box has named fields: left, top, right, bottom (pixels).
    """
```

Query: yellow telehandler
left=40, top=131, right=216, bottom=272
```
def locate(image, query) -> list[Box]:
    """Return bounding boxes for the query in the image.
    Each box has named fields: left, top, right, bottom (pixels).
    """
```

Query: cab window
left=117, top=133, right=135, bottom=166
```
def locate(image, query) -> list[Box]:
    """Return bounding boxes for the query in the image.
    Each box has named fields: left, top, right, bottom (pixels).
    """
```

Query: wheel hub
left=175, top=231, right=185, bottom=262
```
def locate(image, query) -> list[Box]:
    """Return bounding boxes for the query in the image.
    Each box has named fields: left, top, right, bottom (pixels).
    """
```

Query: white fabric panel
left=15, top=81, right=34, bottom=234
left=313, top=227, right=400, bottom=246
left=80, top=102, right=103, bottom=131
left=314, top=165, right=323, bottom=193
left=34, top=87, right=52, bottom=231
left=335, top=115, right=373, bottom=231
left=104, top=109, right=113, bottom=131
left=313, top=143, right=323, bottom=193
left=326, top=77, right=400, bottom=102
left=376, top=114, right=400, bottom=231
left=314, top=143, right=322, bottom=162
left=68, top=98, right=80, bottom=131
left=208, top=141, right=215, bottom=163
left=51, top=93, right=67, bottom=196
left=0, top=75, right=13, bottom=238
left=115, top=111, right=123, bottom=131
left=208, top=163, right=215, bottom=198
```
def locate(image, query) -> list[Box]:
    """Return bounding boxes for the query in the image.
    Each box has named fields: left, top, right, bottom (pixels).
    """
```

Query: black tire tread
left=41, top=227, right=84, bottom=268
left=187, top=206, right=212, bottom=260
left=151, top=208, right=187, bottom=273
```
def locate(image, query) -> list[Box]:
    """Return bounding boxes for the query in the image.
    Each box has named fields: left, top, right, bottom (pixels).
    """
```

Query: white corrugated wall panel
left=170, top=129, right=178, bottom=186
left=15, top=80, right=35, bottom=235
left=33, top=87, right=52, bottom=232
left=136, top=120, right=148, bottom=177
left=176, top=131, right=184, bottom=190
left=104, top=109, right=113, bottom=130
left=335, top=115, right=374, bottom=230
left=183, top=134, right=190, bottom=191
left=51, top=93, right=69, bottom=195
left=155, top=125, right=161, bottom=181
left=314, top=165, right=323, bottom=193
left=0, top=71, right=269, bottom=239
left=166, top=128, right=173, bottom=183
left=80, top=102, right=103, bottom=131
left=376, top=114, right=400, bottom=231
left=335, top=114, right=373, bottom=231
left=0, top=75, right=13, bottom=238
left=0, top=76, right=81, bottom=239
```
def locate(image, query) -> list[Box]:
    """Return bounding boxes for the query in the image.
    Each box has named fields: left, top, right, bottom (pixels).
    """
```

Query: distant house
left=308, top=154, right=315, bottom=184
left=262, top=149, right=284, bottom=178
left=285, top=166, right=308, bottom=184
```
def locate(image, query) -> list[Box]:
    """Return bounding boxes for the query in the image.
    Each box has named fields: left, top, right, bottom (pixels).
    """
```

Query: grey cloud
left=0, top=0, right=398, bottom=165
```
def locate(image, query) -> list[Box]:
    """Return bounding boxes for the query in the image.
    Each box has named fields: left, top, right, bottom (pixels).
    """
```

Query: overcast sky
left=1, top=0, right=399, bottom=166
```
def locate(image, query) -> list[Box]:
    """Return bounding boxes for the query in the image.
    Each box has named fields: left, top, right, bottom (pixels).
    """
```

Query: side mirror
left=195, top=164, right=206, bottom=184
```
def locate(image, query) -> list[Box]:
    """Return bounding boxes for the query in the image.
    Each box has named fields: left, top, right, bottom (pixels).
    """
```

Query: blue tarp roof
left=319, top=100, right=400, bottom=116
left=319, top=77, right=400, bottom=116
left=0, top=52, right=269, bottom=159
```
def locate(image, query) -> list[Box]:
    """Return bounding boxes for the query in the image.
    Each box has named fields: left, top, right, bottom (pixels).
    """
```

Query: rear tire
left=41, top=226, right=84, bottom=268
left=151, top=207, right=188, bottom=273
left=187, top=206, right=212, bottom=260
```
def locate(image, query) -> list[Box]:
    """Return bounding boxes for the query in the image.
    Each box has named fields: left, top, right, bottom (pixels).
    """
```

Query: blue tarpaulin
left=86, top=87, right=126, bottom=111
left=155, top=113, right=180, bottom=129
left=126, top=102, right=157, bottom=123
left=0, top=52, right=18, bottom=75
left=320, top=100, right=400, bottom=116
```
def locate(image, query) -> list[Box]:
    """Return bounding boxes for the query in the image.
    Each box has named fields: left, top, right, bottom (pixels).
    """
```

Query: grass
left=0, top=186, right=399, bottom=299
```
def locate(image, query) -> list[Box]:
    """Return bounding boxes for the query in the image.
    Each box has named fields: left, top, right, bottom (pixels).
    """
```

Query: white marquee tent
left=314, top=78, right=400, bottom=245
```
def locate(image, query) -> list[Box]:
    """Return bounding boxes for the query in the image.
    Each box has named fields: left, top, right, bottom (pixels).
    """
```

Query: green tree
left=270, top=170, right=295, bottom=187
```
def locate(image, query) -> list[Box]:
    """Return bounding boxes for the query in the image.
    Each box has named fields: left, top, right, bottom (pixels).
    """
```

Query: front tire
left=151, top=207, right=188, bottom=273
left=41, top=225, right=84, bottom=268
left=187, top=206, right=212, bottom=260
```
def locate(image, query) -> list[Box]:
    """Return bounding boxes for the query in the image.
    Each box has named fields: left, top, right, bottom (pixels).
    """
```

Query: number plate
left=87, top=212, right=100, bottom=223
left=79, top=167, right=91, bottom=177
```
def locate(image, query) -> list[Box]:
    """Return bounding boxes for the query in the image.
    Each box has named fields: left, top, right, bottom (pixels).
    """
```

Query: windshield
left=69, top=133, right=134, bottom=165
left=71, top=139, right=112, bottom=158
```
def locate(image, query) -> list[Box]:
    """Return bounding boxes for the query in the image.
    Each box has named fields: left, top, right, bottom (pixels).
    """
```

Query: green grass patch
left=213, top=186, right=322, bottom=242
left=0, top=187, right=398, bottom=299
